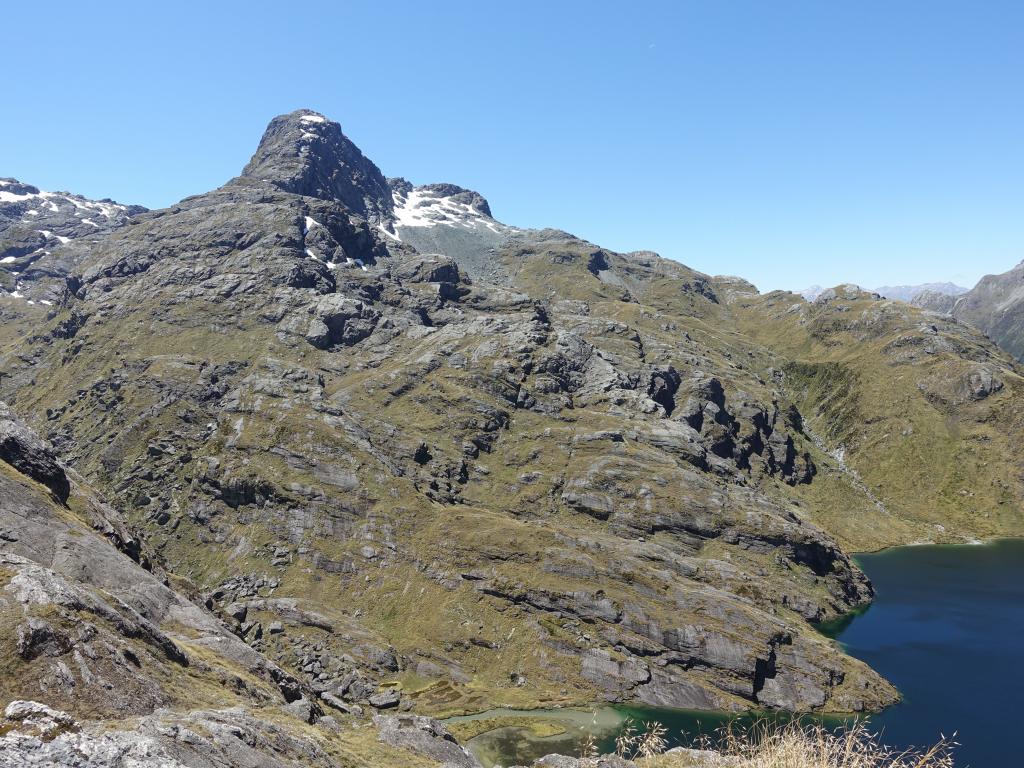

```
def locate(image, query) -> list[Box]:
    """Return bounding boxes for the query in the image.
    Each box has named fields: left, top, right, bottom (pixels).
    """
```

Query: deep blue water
left=465, top=539, right=1024, bottom=767
left=829, top=538, right=1024, bottom=768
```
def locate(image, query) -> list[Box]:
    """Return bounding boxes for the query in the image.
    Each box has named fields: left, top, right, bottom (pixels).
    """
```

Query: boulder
left=374, top=713, right=480, bottom=767
left=0, top=401, right=70, bottom=502
left=3, top=700, right=79, bottom=739
left=368, top=689, right=401, bottom=709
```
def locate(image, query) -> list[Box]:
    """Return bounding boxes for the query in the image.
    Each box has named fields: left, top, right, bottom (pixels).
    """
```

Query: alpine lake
left=453, top=538, right=1024, bottom=768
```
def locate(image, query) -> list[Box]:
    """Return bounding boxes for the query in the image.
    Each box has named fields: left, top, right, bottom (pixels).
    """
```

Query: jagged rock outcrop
left=240, top=109, right=393, bottom=223
left=0, top=178, right=144, bottom=301
left=0, top=110, right=909, bottom=717
left=387, top=177, right=516, bottom=284
left=0, top=700, right=454, bottom=768
left=375, top=713, right=481, bottom=767
left=6, top=108, right=1024, bottom=767
left=0, top=401, right=70, bottom=502
left=0, top=407, right=316, bottom=720
left=2, top=701, right=739, bottom=768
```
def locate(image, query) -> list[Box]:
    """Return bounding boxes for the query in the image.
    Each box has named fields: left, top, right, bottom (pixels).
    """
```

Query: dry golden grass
left=635, top=721, right=955, bottom=768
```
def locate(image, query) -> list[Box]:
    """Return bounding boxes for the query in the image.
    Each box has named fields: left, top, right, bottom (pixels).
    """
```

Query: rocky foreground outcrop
left=0, top=412, right=468, bottom=765
left=0, top=701, right=430, bottom=768
left=0, top=400, right=314, bottom=718
left=0, top=700, right=736, bottom=768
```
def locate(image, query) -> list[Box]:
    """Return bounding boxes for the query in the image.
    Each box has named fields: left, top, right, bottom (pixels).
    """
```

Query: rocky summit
left=1, top=110, right=1023, bottom=767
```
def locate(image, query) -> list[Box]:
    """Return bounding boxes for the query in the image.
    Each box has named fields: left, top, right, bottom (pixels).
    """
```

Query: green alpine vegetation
left=0, top=111, right=1019, bottom=767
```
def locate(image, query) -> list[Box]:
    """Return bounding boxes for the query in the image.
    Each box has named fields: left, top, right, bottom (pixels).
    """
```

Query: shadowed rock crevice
left=0, top=401, right=70, bottom=502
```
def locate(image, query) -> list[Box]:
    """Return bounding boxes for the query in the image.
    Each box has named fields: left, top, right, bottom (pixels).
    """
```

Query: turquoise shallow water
left=462, top=704, right=842, bottom=766
left=464, top=539, right=1024, bottom=767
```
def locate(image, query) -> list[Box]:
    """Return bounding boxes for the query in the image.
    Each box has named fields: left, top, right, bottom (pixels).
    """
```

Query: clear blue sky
left=3, top=1, right=1022, bottom=292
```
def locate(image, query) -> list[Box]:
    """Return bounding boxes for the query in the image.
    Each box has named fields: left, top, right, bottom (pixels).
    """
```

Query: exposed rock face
left=0, top=109, right=911, bottom=716
left=0, top=435, right=303, bottom=718
left=518, top=757, right=635, bottom=768
left=0, top=700, right=743, bottom=768
left=0, top=179, right=143, bottom=247
left=240, top=110, right=393, bottom=223
left=5, top=108, right=1024, bottom=767
left=0, top=178, right=144, bottom=302
left=0, top=401, right=70, bottom=502
left=0, top=701, right=433, bottom=768
left=942, top=260, right=1024, bottom=362
left=387, top=177, right=516, bottom=284
left=510, top=754, right=734, bottom=768
left=0, top=112, right=896, bottom=716
left=375, top=713, right=481, bottom=767
left=902, top=262, right=1024, bottom=363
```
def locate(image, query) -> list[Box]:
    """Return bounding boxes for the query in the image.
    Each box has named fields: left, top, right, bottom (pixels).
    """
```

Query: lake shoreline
left=455, top=539, right=1024, bottom=766
left=849, top=532, right=1024, bottom=555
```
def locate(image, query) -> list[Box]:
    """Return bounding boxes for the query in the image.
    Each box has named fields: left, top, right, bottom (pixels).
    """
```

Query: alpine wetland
left=2, top=3, right=1022, bottom=767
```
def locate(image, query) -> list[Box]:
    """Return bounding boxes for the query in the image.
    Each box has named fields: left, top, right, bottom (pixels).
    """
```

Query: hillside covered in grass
left=0, top=111, right=1017, bottom=766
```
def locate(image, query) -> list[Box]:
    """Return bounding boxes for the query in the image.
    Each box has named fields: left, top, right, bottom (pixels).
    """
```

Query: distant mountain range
left=797, top=282, right=968, bottom=304
left=875, top=282, right=969, bottom=302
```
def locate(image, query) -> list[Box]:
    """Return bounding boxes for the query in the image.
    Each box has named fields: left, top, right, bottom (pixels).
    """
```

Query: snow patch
left=0, top=256, right=16, bottom=264
left=304, top=216, right=321, bottom=232
left=95, top=201, right=123, bottom=219
left=391, top=187, right=511, bottom=235
left=69, top=196, right=124, bottom=219
left=299, top=114, right=327, bottom=124
left=392, top=189, right=447, bottom=228
left=0, top=190, right=35, bottom=203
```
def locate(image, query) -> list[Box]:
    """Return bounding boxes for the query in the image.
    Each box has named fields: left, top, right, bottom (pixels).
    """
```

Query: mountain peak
left=239, top=109, right=393, bottom=222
